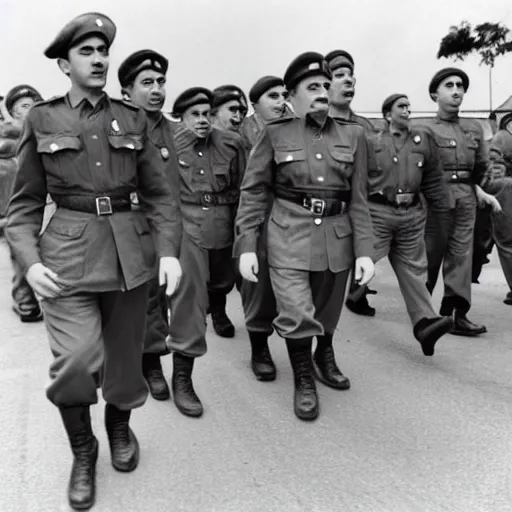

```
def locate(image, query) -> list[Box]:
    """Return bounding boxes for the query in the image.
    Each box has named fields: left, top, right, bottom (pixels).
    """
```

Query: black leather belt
left=446, top=170, right=472, bottom=184
left=274, top=185, right=351, bottom=216
left=181, top=190, right=239, bottom=207
left=53, top=194, right=132, bottom=215
left=369, top=192, right=419, bottom=208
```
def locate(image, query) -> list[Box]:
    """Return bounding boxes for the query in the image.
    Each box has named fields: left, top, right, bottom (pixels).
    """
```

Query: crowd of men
left=1, top=10, right=512, bottom=511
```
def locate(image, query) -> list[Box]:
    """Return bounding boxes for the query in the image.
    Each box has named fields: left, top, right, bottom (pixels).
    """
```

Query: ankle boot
left=172, top=354, right=203, bottom=417
left=104, top=404, right=139, bottom=472
left=59, top=406, right=98, bottom=511
left=313, top=334, right=350, bottom=390
left=413, top=316, right=454, bottom=356
left=142, top=353, right=170, bottom=401
left=345, top=285, right=376, bottom=317
left=451, top=311, right=487, bottom=337
left=249, top=332, right=276, bottom=381
left=439, top=298, right=454, bottom=317
left=209, top=291, right=235, bottom=338
left=286, top=338, right=318, bottom=421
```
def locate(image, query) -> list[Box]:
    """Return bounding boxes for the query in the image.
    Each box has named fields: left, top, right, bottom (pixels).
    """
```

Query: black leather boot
left=504, top=291, right=512, bottom=305
left=413, top=316, right=454, bottom=356
left=439, top=298, right=454, bottom=317
left=286, top=338, right=318, bottom=421
left=249, top=332, right=276, bottom=381
left=104, top=404, right=139, bottom=472
left=209, top=291, right=235, bottom=338
left=345, top=285, right=376, bottom=317
left=12, top=302, right=43, bottom=323
left=59, top=406, right=98, bottom=511
left=172, top=354, right=203, bottom=417
left=451, top=311, right=487, bottom=337
left=313, top=334, right=351, bottom=390
left=142, top=353, right=170, bottom=401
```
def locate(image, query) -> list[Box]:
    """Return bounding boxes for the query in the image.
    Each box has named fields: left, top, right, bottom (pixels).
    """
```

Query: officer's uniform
left=5, top=13, right=182, bottom=510
left=367, top=94, right=453, bottom=353
left=236, top=52, right=373, bottom=421
left=422, top=68, right=489, bottom=336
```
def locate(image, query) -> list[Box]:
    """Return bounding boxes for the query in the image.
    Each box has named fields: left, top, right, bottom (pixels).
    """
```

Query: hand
left=354, top=256, right=375, bottom=287
left=239, top=252, right=259, bottom=282
left=158, top=257, right=182, bottom=297
left=492, top=164, right=506, bottom=179
left=486, top=194, right=503, bottom=214
left=26, top=262, right=64, bottom=299
left=476, top=187, right=502, bottom=213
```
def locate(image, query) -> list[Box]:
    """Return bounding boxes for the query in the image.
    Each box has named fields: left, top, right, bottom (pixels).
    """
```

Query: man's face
left=126, top=69, right=166, bottom=112
left=505, top=120, right=512, bottom=135
left=11, top=96, right=37, bottom=122
left=59, top=35, right=109, bottom=90
left=434, top=75, right=465, bottom=112
left=254, top=85, right=287, bottom=121
left=214, top=99, right=244, bottom=132
left=290, top=74, right=330, bottom=118
left=182, top=103, right=211, bottom=138
left=387, top=97, right=411, bottom=129
left=328, top=66, right=356, bottom=108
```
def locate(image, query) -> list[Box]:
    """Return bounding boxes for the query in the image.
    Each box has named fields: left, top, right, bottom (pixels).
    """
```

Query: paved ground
left=0, top=236, right=510, bottom=512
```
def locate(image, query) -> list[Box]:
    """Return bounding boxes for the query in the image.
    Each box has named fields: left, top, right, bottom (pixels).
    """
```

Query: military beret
left=499, top=112, right=512, bottom=131
left=325, top=49, right=355, bottom=73
left=44, top=12, right=116, bottom=59
left=283, top=52, right=332, bottom=91
left=172, top=87, right=212, bottom=116
left=381, top=93, right=408, bottom=117
left=249, top=76, right=284, bottom=104
left=212, top=85, right=247, bottom=110
left=428, top=67, right=469, bottom=99
left=5, top=85, right=43, bottom=114
left=118, top=49, right=168, bottom=87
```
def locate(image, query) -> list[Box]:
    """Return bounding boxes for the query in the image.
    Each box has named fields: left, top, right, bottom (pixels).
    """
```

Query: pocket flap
left=332, top=219, right=352, bottom=238
left=269, top=214, right=290, bottom=229
left=37, top=135, right=81, bottom=154
left=134, top=216, right=151, bottom=235
left=108, top=134, right=144, bottom=151
left=433, top=136, right=455, bottom=148
left=48, top=221, right=87, bottom=238
left=330, top=149, right=354, bottom=164
left=275, top=149, right=306, bottom=164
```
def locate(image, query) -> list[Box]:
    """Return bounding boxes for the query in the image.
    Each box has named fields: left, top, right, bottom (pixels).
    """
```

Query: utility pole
left=489, top=65, right=493, bottom=112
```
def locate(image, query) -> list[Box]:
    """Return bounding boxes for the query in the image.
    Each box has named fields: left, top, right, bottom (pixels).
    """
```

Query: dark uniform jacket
left=173, top=124, right=246, bottom=249
left=235, top=113, right=373, bottom=272
left=489, top=129, right=512, bottom=176
left=6, top=93, right=182, bottom=293
left=370, top=127, right=450, bottom=209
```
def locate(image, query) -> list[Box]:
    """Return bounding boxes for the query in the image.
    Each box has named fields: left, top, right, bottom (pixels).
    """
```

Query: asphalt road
left=0, top=236, right=510, bottom=512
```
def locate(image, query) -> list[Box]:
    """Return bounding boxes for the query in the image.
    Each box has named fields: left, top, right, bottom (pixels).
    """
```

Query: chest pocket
left=409, top=152, right=425, bottom=171
left=107, top=133, right=143, bottom=152
left=36, top=133, right=82, bottom=183
left=369, top=145, right=385, bottom=177
left=433, top=135, right=457, bottom=166
left=329, top=146, right=354, bottom=178
left=107, top=132, right=144, bottom=182
left=274, top=148, right=306, bottom=165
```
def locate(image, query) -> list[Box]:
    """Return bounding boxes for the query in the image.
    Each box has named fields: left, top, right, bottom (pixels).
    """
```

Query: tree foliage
left=437, top=21, right=512, bottom=67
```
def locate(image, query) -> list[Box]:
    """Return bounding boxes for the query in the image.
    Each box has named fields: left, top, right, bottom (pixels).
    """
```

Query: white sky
left=1, top=0, right=511, bottom=113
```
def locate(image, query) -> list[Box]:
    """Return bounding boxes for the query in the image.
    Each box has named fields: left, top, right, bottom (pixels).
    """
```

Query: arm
left=420, top=133, right=450, bottom=209
left=473, top=122, right=493, bottom=190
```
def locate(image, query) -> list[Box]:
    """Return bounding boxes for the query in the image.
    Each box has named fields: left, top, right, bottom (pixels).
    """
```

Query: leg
left=208, top=246, right=237, bottom=338
left=472, top=206, right=493, bottom=283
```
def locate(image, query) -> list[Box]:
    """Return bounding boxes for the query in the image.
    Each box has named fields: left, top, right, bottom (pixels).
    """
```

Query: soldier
left=324, top=49, right=378, bottom=316
left=168, top=87, right=245, bottom=416
left=236, top=52, right=375, bottom=421
left=3, top=85, right=44, bottom=322
left=422, top=68, right=495, bottom=336
left=237, top=75, right=288, bottom=381
left=5, top=13, right=182, bottom=510
left=117, top=49, right=180, bottom=401
left=367, top=93, right=453, bottom=354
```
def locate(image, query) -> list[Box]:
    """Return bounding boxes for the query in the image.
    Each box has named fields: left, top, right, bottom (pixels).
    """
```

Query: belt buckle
left=203, top=193, right=212, bottom=205
left=310, top=198, right=325, bottom=216
left=395, top=193, right=411, bottom=206
left=96, top=196, right=113, bottom=216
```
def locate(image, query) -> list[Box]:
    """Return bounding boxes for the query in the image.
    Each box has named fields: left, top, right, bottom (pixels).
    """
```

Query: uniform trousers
left=143, top=277, right=170, bottom=355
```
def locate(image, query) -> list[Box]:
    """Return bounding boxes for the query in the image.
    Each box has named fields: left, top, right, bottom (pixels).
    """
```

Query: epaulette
left=111, top=97, right=141, bottom=111
left=266, top=112, right=297, bottom=126
left=31, top=95, right=65, bottom=108
left=163, top=111, right=180, bottom=123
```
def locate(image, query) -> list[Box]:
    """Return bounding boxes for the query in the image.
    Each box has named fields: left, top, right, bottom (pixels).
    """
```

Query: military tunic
left=421, top=114, right=491, bottom=313
left=6, top=92, right=182, bottom=408
left=235, top=113, right=373, bottom=339
left=167, top=124, right=245, bottom=357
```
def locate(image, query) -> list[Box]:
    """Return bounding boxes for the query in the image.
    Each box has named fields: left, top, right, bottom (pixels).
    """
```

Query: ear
left=57, top=58, right=71, bottom=77
left=430, top=92, right=438, bottom=102
left=121, top=86, right=132, bottom=101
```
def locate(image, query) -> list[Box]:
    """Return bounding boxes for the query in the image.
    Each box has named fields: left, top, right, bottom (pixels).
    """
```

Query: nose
left=232, top=111, right=241, bottom=121
left=318, top=87, right=329, bottom=100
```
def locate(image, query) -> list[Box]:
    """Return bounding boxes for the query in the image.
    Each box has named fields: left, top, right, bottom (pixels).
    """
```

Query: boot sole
left=312, top=360, right=351, bottom=390
left=111, top=430, right=139, bottom=473
left=450, top=327, right=487, bottom=337
left=174, top=402, right=204, bottom=417
left=294, top=398, right=319, bottom=421
left=418, top=317, right=454, bottom=355
left=251, top=362, right=276, bottom=382
left=69, top=439, right=98, bottom=511
left=345, top=300, right=376, bottom=317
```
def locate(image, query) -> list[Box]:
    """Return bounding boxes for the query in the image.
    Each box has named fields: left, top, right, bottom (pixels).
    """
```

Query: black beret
left=212, top=85, right=247, bottom=110
left=283, top=52, right=332, bottom=91
left=499, top=112, right=512, bottom=131
left=249, top=76, right=284, bottom=104
left=44, top=12, right=116, bottom=59
left=172, top=87, right=212, bottom=116
left=381, top=93, right=408, bottom=117
left=5, top=85, right=43, bottom=114
left=325, top=49, right=355, bottom=73
left=118, top=49, right=168, bottom=87
left=428, top=67, right=469, bottom=99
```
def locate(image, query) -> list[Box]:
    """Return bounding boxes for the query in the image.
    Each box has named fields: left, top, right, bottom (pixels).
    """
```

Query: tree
left=437, top=21, right=512, bottom=110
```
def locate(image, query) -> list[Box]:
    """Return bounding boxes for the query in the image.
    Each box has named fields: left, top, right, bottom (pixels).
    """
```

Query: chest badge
left=111, top=120, right=120, bottom=133
left=161, top=147, right=169, bottom=160
left=414, top=135, right=421, bottom=144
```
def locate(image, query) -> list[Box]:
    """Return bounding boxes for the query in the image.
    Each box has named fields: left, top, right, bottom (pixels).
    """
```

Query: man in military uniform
left=3, top=85, right=44, bottom=322
left=324, top=49, right=378, bottom=316
left=237, top=52, right=375, bottom=421
left=117, top=49, right=180, bottom=401
left=168, top=87, right=245, bottom=416
left=367, top=93, right=453, bottom=354
left=422, top=68, right=493, bottom=336
left=6, top=13, right=182, bottom=510
left=237, top=75, right=288, bottom=381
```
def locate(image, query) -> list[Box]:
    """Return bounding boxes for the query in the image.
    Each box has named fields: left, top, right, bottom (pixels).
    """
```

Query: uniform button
left=315, top=153, right=323, bottom=160
left=198, top=151, right=203, bottom=157
left=398, top=189, right=402, bottom=193
left=95, top=162, right=102, bottom=167
left=452, top=174, right=458, bottom=179
left=393, top=156, right=398, bottom=163
left=199, top=169, right=205, bottom=175
left=418, top=161, right=423, bottom=168
left=450, top=140, right=457, bottom=147
left=314, top=218, right=322, bottom=225
left=317, top=176, right=324, bottom=182
left=50, top=143, right=59, bottom=152
left=91, top=135, right=98, bottom=140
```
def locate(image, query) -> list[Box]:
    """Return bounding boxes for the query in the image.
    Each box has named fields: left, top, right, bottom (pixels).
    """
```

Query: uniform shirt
left=6, top=92, right=182, bottom=293
left=369, top=127, right=450, bottom=208
left=173, top=124, right=245, bottom=249
left=489, top=129, right=512, bottom=176
left=241, top=114, right=264, bottom=151
left=235, top=113, right=373, bottom=272
left=348, top=111, right=376, bottom=136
